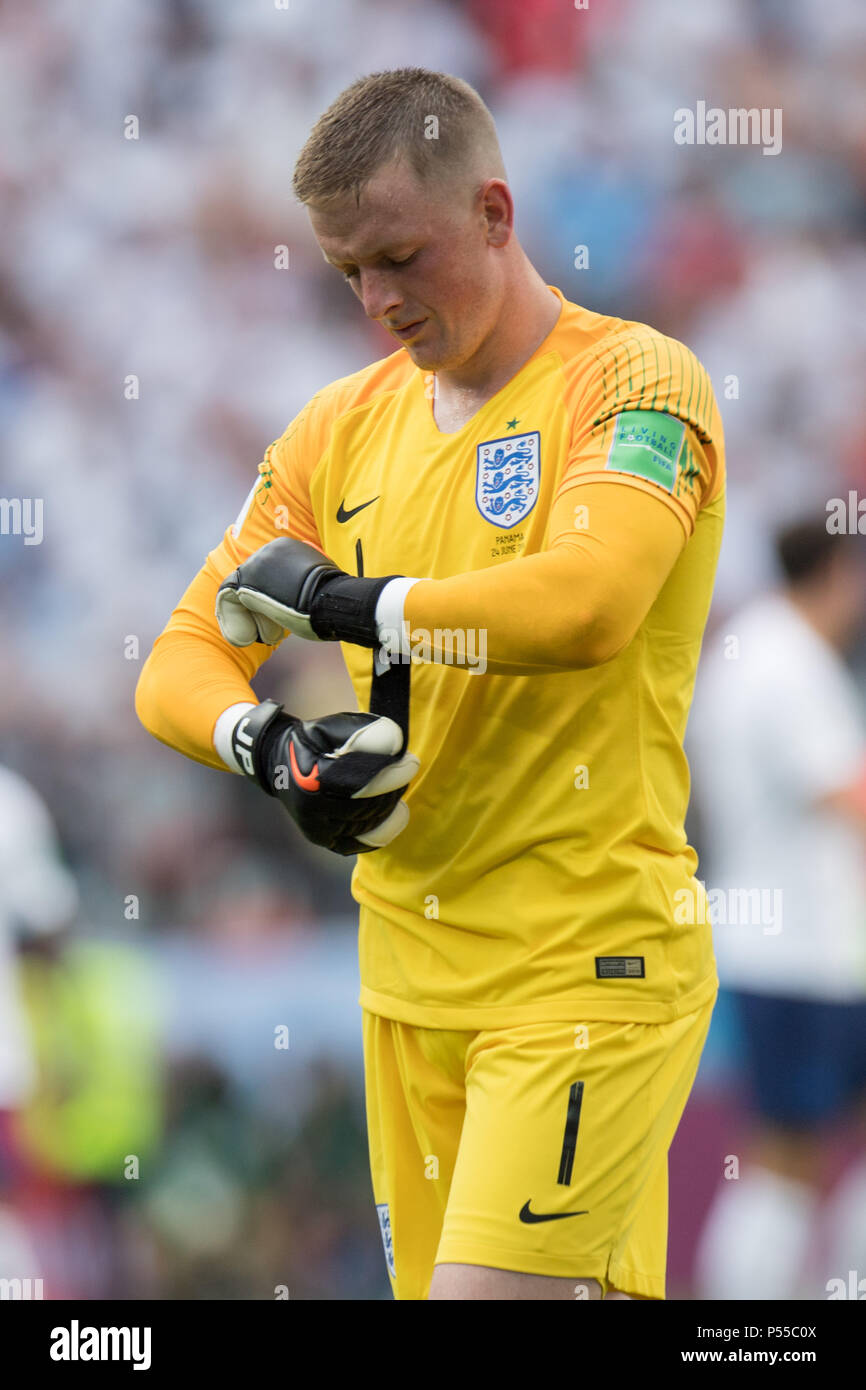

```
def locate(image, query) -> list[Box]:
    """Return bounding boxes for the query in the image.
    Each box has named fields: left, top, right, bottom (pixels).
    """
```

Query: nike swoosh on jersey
left=518, top=1200, right=588, bottom=1224
left=336, top=496, right=379, bottom=523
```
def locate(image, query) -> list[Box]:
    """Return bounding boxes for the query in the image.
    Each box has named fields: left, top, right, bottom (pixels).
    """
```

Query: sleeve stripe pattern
left=589, top=329, right=715, bottom=444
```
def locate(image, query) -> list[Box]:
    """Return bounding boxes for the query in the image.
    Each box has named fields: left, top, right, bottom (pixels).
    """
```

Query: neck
left=436, top=256, right=561, bottom=398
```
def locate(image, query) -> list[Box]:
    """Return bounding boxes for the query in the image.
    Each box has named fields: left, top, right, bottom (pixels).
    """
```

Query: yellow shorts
left=363, top=994, right=715, bottom=1299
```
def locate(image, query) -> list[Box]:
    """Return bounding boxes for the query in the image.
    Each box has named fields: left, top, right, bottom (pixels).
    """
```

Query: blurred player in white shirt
left=0, top=764, right=78, bottom=1285
left=688, top=519, right=866, bottom=1299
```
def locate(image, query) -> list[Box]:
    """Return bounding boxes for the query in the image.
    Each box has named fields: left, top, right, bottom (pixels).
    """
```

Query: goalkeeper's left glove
left=216, top=538, right=400, bottom=649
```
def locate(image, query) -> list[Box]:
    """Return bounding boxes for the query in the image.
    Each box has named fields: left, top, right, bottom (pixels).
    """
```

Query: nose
left=355, top=268, right=403, bottom=324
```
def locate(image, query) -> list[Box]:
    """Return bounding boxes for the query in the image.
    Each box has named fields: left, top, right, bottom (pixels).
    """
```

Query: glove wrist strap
left=231, top=699, right=295, bottom=793
left=311, top=574, right=402, bottom=646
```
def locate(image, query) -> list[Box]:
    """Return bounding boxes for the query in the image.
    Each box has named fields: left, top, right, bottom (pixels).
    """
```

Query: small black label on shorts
left=595, top=956, right=645, bottom=979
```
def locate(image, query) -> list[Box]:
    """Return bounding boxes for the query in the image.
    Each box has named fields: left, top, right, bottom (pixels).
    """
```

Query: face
left=307, top=155, right=512, bottom=373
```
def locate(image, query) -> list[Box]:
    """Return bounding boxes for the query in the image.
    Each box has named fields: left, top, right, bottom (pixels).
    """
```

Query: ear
left=480, top=178, right=513, bottom=248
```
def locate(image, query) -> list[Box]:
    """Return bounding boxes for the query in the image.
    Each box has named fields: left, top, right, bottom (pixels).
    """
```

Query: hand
left=231, top=700, right=419, bottom=855
left=216, top=538, right=400, bottom=648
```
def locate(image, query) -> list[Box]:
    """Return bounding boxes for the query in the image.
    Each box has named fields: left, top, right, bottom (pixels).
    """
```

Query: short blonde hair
left=292, top=67, right=505, bottom=204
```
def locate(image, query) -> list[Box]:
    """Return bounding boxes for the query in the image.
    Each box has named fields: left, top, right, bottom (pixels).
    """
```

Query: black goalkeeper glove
left=216, top=538, right=400, bottom=649
left=231, top=700, right=419, bottom=855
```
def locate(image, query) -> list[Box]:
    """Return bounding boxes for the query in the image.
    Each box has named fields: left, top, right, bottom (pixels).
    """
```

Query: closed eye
left=342, top=251, right=419, bottom=281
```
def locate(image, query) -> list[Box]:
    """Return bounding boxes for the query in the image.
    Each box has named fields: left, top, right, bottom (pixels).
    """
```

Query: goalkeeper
left=136, top=67, right=725, bottom=1303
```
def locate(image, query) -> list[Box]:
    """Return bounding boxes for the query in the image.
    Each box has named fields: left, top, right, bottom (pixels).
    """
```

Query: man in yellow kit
left=136, top=68, right=725, bottom=1301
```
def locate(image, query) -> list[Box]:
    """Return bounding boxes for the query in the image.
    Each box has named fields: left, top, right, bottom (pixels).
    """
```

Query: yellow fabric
left=404, top=482, right=689, bottom=673
left=136, top=284, right=725, bottom=1027
left=135, top=562, right=270, bottom=770
left=363, top=994, right=715, bottom=1299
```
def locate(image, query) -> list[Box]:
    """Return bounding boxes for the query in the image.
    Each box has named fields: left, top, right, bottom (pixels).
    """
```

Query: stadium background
left=1, top=0, right=864, bottom=1298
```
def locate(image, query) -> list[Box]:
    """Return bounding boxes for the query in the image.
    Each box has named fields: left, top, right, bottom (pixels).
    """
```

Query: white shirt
left=687, top=592, right=866, bottom=1001
left=0, top=767, right=78, bottom=1106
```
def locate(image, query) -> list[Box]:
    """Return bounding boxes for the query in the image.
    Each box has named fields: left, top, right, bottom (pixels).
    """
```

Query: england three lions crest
left=476, top=431, right=540, bottom=527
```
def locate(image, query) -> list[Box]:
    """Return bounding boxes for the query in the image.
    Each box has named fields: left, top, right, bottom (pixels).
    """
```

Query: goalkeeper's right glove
left=230, top=700, right=419, bottom=856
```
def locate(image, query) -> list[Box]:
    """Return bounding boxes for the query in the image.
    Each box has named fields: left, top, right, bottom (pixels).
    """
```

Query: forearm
left=135, top=561, right=275, bottom=770
left=135, top=637, right=255, bottom=770
left=213, top=481, right=689, bottom=678
left=402, top=552, right=624, bottom=674
left=400, top=482, right=686, bottom=674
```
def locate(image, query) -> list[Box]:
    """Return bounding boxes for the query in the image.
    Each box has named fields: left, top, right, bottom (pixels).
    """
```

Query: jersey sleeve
left=404, top=481, right=688, bottom=675
left=403, top=332, right=724, bottom=673
left=136, top=394, right=334, bottom=769
left=557, top=327, right=725, bottom=539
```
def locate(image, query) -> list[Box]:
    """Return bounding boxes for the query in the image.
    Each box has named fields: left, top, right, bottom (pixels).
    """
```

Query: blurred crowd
left=1, top=0, right=865, bottom=1298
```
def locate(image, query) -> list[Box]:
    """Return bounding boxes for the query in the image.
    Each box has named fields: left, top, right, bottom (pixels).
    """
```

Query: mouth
left=389, top=318, right=427, bottom=342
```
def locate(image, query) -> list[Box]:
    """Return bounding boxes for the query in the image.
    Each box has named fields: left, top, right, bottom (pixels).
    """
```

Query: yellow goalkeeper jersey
left=163, top=286, right=726, bottom=1028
